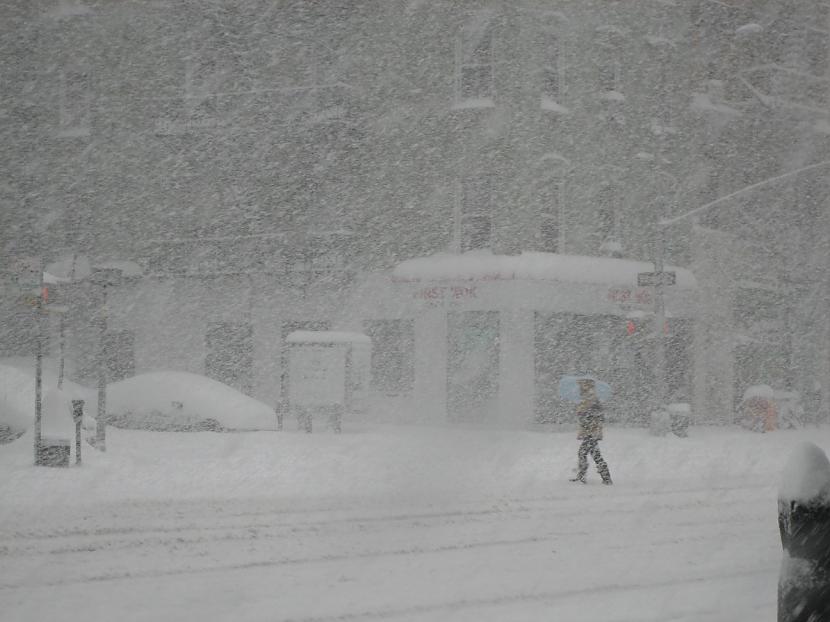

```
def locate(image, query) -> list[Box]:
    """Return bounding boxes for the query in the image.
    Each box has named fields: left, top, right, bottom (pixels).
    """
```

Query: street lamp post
left=653, top=220, right=668, bottom=407
left=89, top=267, right=124, bottom=452
left=33, top=259, right=45, bottom=465
left=647, top=168, right=679, bottom=411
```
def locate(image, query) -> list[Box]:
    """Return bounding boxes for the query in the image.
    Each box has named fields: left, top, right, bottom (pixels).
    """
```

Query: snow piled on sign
left=780, top=441, right=830, bottom=503
left=393, top=250, right=697, bottom=288
left=107, top=372, right=275, bottom=431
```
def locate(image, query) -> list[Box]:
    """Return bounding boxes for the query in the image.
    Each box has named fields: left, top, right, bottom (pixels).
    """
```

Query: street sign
left=9, top=256, right=42, bottom=291
left=637, top=271, right=676, bottom=287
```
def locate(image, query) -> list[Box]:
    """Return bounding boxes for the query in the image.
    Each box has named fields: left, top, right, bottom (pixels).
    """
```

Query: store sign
left=607, top=287, right=652, bottom=305
left=413, top=285, right=477, bottom=302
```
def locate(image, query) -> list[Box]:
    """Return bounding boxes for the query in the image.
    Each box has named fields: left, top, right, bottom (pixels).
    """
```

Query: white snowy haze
left=1, top=0, right=830, bottom=620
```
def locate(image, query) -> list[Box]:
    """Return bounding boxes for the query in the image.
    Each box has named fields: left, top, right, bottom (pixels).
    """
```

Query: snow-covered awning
left=392, top=250, right=697, bottom=289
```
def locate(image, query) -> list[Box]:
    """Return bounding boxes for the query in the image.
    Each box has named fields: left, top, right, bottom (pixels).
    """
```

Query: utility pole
left=653, top=221, right=667, bottom=408
left=90, top=266, right=127, bottom=452
left=96, top=281, right=108, bottom=451
left=33, top=257, right=45, bottom=465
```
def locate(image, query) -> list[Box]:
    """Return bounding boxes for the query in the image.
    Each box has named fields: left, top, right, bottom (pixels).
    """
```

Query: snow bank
left=393, top=250, right=697, bottom=288
left=0, top=363, right=93, bottom=435
left=780, top=442, right=830, bottom=503
left=2, top=424, right=828, bottom=510
left=107, top=371, right=275, bottom=431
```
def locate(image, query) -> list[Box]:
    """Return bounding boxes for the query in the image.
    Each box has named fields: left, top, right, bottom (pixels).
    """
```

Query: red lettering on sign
left=451, top=286, right=477, bottom=299
left=414, top=285, right=478, bottom=301
left=608, top=288, right=652, bottom=304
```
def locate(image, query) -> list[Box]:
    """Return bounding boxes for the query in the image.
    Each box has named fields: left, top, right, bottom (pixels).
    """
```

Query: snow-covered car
left=105, top=371, right=276, bottom=432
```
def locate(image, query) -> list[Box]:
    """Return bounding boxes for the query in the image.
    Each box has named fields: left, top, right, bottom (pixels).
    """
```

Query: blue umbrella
left=559, top=375, right=612, bottom=403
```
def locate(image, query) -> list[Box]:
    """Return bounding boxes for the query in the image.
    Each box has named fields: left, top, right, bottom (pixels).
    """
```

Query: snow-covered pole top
left=780, top=442, right=830, bottom=504
left=286, top=330, right=371, bottom=345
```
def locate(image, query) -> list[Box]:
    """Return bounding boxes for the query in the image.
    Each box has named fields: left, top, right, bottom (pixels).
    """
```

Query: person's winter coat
left=577, top=400, right=604, bottom=440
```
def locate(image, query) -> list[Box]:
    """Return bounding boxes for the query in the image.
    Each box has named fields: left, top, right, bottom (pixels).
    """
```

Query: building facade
left=2, top=0, right=828, bottom=425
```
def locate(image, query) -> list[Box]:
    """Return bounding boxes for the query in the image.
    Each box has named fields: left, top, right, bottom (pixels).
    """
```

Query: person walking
left=570, top=378, right=613, bottom=485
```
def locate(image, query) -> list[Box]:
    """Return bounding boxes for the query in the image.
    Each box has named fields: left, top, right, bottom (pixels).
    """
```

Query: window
left=597, top=184, right=616, bottom=242
left=541, top=33, right=561, bottom=102
left=654, top=61, right=674, bottom=130
left=455, top=14, right=495, bottom=105
left=462, top=215, right=492, bottom=252
left=103, top=330, right=135, bottom=382
left=596, top=24, right=625, bottom=97
left=363, top=320, right=414, bottom=394
left=599, top=57, right=622, bottom=94
left=184, top=57, right=219, bottom=118
left=539, top=180, right=562, bottom=253
left=806, top=27, right=828, bottom=76
left=447, top=311, right=499, bottom=422
left=459, top=175, right=493, bottom=251
left=145, top=241, right=189, bottom=275
left=205, top=322, right=253, bottom=395
left=58, top=67, right=90, bottom=137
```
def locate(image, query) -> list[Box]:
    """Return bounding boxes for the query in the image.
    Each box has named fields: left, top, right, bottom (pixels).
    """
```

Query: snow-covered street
left=0, top=424, right=808, bottom=621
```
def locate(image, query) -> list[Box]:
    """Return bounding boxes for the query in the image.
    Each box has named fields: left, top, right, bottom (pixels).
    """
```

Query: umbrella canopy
left=559, top=375, right=612, bottom=403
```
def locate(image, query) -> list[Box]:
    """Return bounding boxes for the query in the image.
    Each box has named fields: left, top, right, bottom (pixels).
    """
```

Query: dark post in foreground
left=778, top=442, right=830, bottom=621
left=72, top=400, right=84, bottom=466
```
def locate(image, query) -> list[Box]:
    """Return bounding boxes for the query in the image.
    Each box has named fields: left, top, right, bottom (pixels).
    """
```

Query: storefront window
left=447, top=311, right=499, bottom=422
left=363, top=319, right=414, bottom=395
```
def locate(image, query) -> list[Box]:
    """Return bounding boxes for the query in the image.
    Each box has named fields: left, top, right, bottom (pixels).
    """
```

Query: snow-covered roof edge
left=286, top=331, right=371, bottom=345
left=392, top=251, right=697, bottom=289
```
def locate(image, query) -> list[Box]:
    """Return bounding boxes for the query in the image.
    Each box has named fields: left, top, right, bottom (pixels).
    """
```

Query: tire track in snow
left=0, top=481, right=772, bottom=555
left=0, top=511, right=772, bottom=591
left=0, top=533, right=551, bottom=589
left=273, top=567, right=777, bottom=622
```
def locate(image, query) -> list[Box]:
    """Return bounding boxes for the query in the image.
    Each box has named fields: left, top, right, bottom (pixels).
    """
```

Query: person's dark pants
left=577, top=437, right=612, bottom=482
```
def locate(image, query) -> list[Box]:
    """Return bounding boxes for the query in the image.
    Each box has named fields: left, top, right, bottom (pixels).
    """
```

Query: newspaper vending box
left=285, top=331, right=371, bottom=433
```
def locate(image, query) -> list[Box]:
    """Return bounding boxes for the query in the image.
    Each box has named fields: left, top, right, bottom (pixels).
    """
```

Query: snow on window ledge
left=46, top=1, right=92, bottom=18
left=645, top=35, right=676, bottom=49
left=599, top=90, right=626, bottom=103
left=689, top=93, right=742, bottom=118
left=57, top=127, right=91, bottom=138
left=595, top=24, right=625, bottom=37
left=451, top=98, right=496, bottom=111
left=540, top=96, right=570, bottom=114
left=650, top=120, right=679, bottom=136
left=813, top=120, right=830, bottom=135
left=735, top=23, right=764, bottom=38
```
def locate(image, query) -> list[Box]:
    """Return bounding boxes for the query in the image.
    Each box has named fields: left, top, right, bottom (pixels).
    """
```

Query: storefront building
left=343, top=251, right=698, bottom=426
